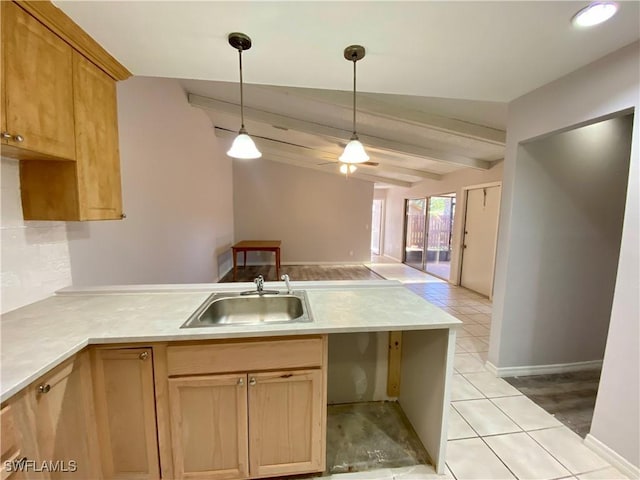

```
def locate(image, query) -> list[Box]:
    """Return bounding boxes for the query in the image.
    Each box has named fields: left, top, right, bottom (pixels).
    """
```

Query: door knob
left=238, top=378, right=244, bottom=386
left=139, top=351, right=149, bottom=360
left=13, top=134, right=24, bottom=143
left=1, top=132, right=11, bottom=140
left=249, top=378, right=256, bottom=386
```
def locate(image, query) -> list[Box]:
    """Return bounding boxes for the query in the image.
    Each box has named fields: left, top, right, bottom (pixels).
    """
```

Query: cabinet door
left=72, top=51, right=123, bottom=220
left=248, top=369, right=324, bottom=478
left=2, top=1, right=75, bottom=160
left=91, top=348, right=159, bottom=480
left=33, top=352, right=101, bottom=479
left=168, top=374, right=248, bottom=480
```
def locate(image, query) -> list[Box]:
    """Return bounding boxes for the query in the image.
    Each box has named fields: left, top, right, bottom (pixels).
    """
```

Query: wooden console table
left=231, top=240, right=281, bottom=281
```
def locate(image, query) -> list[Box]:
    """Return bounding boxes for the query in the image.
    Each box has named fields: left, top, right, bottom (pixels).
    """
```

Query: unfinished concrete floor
left=325, top=402, right=429, bottom=475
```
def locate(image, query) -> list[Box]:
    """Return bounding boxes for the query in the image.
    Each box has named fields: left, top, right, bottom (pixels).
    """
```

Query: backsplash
left=1, top=157, right=72, bottom=313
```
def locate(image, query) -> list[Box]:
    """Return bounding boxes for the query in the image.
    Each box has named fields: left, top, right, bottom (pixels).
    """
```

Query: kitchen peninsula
left=0, top=280, right=460, bottom=479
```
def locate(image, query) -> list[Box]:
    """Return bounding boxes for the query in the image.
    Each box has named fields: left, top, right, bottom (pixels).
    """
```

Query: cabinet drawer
left=167, top=336, right=324, bottom=376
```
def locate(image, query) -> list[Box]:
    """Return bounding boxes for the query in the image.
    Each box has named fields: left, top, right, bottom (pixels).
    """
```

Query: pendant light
left=339, top=45, right=369, bottom=164
left=227, top=32, right=261, bottom=159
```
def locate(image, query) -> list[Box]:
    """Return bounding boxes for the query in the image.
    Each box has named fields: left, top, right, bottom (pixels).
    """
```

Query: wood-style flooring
left=219, top=264, right=383, bottom=283
left=503, top=370, right=601, bottom=438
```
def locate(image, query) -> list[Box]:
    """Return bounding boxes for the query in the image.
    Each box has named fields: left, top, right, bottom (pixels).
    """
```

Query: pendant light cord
left=352, top=55, right=357, bottom=136
left=238, top=49, right=245, bottom=130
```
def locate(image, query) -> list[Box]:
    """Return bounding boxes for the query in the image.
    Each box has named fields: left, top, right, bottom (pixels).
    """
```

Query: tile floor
left=343, top=261, right=630, bottom=480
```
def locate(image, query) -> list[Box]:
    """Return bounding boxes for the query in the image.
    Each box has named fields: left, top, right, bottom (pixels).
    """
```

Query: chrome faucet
left=241, top=275, right=278, bottom=296
left=255, top=275, right=264, bottom=293
left=281, top=274, right=292, bottom=294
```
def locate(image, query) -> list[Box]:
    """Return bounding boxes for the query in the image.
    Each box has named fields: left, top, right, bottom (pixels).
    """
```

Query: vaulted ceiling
left=54, top=1, right=640, bottom=186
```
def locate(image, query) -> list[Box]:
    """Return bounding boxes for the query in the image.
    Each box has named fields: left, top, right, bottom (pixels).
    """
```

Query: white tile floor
left=356, top=260, right=632, bottom=480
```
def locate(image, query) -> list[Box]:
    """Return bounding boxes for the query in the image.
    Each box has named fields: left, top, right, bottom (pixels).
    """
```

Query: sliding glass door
left=403, top=195, right=455, bottom=280
left=425, top=195, right=455, bottom=279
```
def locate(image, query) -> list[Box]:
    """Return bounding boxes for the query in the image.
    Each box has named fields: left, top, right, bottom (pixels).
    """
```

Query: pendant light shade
left=339, top=135, right=369, bottom=164
left=340, top=45, right=369, bottom=164
left=227, top=33, right=261, bottom=160
left=227, top=129, right=262, bottom=159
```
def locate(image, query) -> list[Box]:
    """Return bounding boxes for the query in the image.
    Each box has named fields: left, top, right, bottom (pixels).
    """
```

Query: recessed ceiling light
left=572, top=2, right=619, bottom=27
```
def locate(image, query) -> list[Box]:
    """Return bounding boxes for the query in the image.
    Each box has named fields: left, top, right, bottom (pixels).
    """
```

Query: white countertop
left=0, top=280, right=461, bottom=403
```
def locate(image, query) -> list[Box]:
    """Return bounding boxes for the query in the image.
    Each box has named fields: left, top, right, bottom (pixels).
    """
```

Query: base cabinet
left=248, top=370, right=324, bottom=478
left=21, top=352, right=101, bottom=480
left=2, top=336, right=327, bottom=480
left=168, top=374, right=249, bottom=480
left=164, top=336, right=327, bottom=480
left=91, top=347, right=159, bottom=480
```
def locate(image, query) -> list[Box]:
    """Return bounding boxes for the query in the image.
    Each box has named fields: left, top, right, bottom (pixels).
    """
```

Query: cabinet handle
left=38, top=384, right=51, bottom=394
left=249, top=377, right=256, bottom=386
left=238, top=378, right=244, bottom=386
left=120, top=213, right=127, bottom=219
left=0, top=132, right=24, bottom=142
left=139, top=351, right=149, bottom=360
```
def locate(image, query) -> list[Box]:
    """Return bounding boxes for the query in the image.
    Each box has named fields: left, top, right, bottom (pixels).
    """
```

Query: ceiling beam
left=191, top=94, right=491, bottom=170
left=253, top=85, right=506, bottom=145
left=214, top=127, right=443, bottom=181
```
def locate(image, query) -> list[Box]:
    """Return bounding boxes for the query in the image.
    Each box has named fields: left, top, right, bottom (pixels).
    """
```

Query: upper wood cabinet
left=73, top=52, right=123, bottom=220
left=91, top=347, right=160, bottom=480
left=0, top=0, right=130, bottom=221
left=2, top=1, right=76, bottom=160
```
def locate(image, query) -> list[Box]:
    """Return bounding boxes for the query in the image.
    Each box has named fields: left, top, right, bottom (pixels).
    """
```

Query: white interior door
left=460, top=186, right=501, bottom=297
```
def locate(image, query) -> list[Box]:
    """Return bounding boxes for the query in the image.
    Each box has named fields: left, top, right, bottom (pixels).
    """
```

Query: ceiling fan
left=317, top=160, right=379, bottom=167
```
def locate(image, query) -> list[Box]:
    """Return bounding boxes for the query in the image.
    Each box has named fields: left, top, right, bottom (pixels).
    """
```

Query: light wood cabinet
left=0, top=0, right=130, bottom=221
left=248, top=370, right=324, bottom=478
left=1, top=404, right=24, bottom=479
left=164, top=336, right=327, bottom=480
left=168, top=374, right=249, bottom=480
left=1, top=1, right=76, bottom=160
left=30, top=352, right=101, bottom=479
left=71, top=51, right=123, bottom=220
left=91, top=348, right=159, bottom=480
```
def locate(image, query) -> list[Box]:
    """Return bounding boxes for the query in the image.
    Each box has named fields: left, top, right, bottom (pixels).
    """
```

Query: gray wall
left=495, top=115, right=632, bottom=366
left=233, top=160, right=374, bottom=263
left=491, top=41, right=639, bottom=468
left=67, top=76, right=235, bottom=285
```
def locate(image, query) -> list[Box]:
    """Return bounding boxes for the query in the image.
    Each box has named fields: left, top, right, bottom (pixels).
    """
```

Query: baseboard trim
left=281, top=261, right=370, bottom=266
left=486, top=359, right=603, bottom=378
left=217, top=265, right=232, bottom=281
left=236, top=261, right=370, bottom=266
left=485, top=360, right=499, bottom=376
left=584, top=434, right=640, bottom=479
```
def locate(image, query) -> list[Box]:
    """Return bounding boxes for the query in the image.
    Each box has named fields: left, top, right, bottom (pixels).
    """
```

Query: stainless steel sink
left=181, top=291, right=312, bottom=328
